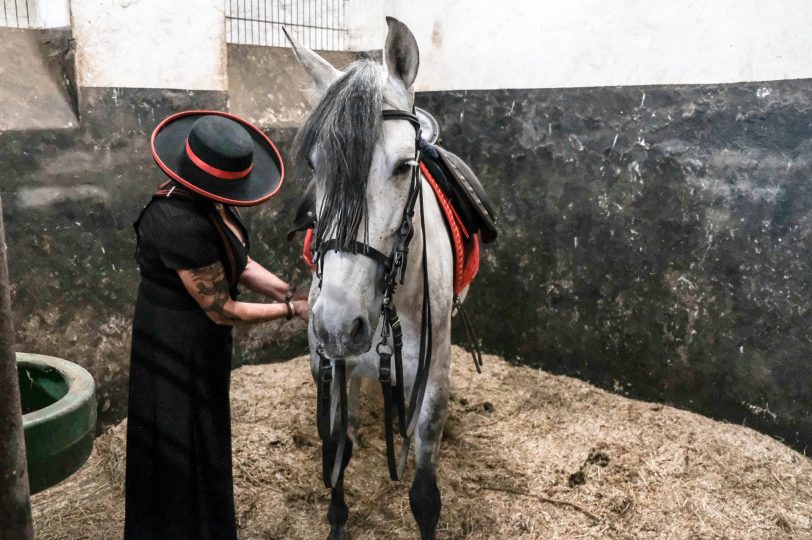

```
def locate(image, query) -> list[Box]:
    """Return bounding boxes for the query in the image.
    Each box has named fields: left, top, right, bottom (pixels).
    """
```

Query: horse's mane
left=292, top=60, right=384, bottom=251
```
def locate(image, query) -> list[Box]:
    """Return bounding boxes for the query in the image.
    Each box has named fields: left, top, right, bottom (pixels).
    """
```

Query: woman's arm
left=178, top=262, right=308, bottom=325
left=238, top=257, right=293, bottom=302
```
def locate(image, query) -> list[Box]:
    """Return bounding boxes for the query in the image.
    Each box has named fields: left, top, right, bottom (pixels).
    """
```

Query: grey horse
left=286, top=18, right=459, bottom=540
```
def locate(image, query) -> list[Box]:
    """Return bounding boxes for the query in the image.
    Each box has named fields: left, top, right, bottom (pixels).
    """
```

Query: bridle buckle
left=318, top=348, right=334, bottom=383
left=377, top=346, right=392, bottom=382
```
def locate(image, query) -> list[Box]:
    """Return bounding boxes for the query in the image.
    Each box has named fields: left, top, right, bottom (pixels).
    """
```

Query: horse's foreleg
left=409, top=378, right=449, bottom=540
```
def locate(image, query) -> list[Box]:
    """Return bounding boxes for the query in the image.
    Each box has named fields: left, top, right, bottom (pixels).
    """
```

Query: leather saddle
left=288, top=179, right=317, bottom=242
left=288, top=143, right=497, bottom=244
left=418, top=141, right=497, bottom=244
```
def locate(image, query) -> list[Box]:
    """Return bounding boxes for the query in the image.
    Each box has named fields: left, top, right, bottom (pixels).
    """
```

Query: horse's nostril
left=349, top=317, right=366, bottom=339
left=314, top=321, right=329, bottom=345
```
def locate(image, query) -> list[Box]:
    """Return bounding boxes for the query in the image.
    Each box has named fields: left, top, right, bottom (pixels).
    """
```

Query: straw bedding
left=32, top=347, right=812, bottom=539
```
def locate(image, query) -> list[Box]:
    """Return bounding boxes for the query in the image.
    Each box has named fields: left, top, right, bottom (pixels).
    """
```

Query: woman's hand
left=292, top=299, right=310, bottom=322
left=291, top=287, right=309, bottom=301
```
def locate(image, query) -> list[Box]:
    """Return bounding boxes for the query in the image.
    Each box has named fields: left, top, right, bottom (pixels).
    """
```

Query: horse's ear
left=384, top=17, right=419, bottom=89
left=283, top=26, right=342, bottom=95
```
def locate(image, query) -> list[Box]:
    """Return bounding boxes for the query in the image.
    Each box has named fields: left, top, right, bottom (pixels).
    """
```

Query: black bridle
left=314, top=108, right=434, bottom=487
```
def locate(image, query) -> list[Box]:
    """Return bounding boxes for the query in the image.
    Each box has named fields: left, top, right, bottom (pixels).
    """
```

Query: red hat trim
left=185, top=140, right=254, bottom=180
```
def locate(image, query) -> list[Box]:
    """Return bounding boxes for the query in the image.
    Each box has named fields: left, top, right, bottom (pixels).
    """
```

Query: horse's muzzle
left=313, top=310, right=374, bottom=359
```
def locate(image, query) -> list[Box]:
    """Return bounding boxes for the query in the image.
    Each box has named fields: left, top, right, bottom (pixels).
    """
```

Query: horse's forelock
left=293, top=60, right=385, bottom=251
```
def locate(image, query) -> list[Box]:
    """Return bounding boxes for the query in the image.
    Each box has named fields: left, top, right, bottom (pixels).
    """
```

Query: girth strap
left=454, top=297, right=484, bottom=373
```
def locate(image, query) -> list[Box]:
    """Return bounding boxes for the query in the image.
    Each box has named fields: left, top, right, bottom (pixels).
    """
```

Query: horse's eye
left=394, top=160, right=417, bottom=176
left=307, top=157, right=315, bottom=171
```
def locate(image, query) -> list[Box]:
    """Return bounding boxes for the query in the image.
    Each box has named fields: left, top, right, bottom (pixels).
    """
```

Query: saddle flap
left=287, top=179, right=317, bottom=242
left=431, top=145, right=498, bottom=243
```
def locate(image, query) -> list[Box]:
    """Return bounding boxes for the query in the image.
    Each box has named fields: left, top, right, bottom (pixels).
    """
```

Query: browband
left=382, top=109, right=421, bottom=128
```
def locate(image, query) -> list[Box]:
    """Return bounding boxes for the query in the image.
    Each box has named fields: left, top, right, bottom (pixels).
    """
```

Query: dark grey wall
left=417, top=81, right=812, bottom=451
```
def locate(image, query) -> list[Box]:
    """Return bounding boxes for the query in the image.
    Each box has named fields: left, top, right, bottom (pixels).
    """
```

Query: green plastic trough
left=17, top=353, right=97, bottom=494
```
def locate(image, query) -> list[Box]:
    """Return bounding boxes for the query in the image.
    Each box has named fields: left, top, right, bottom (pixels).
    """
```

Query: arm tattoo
left=187, top=263, right=240, bottom=321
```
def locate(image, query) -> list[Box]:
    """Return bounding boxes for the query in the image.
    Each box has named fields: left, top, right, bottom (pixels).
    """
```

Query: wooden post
left=0, top=194, right=34, bottom=540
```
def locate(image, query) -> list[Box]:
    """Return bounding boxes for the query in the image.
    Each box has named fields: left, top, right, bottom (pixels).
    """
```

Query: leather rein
left=314, top=108, right=434, bottom=487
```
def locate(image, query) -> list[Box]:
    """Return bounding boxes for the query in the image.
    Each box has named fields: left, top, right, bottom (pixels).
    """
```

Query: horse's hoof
left=327, top=527, right=351, bottom=540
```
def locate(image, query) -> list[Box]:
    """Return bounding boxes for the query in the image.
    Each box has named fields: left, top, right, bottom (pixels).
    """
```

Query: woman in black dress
left=124, top=111, right=307, bottom=540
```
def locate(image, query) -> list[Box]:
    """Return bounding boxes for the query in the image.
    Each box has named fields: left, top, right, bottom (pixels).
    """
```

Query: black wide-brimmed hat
left=151, top=110, right=284, bottom=206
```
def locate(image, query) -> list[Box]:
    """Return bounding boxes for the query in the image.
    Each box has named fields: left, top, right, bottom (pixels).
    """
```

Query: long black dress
left=124, top=191, right=249, bottom=540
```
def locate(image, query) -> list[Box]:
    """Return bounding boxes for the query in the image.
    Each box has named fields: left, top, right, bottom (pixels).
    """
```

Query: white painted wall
left=29, top=0, right=71, bottom=28
left=44, top=0, right=812, bottom=91
left=70, top=0, right=227, bottom=90
left=346, top=0, right=384, bottom=51
left=379, top=0, right=812, bottom=91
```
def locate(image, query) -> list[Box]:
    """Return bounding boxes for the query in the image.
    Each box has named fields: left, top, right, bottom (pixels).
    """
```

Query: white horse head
left=287, top=18, right=421, bottom=358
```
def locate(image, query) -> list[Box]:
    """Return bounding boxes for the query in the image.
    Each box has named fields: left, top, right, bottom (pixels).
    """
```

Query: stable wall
left=70, top=0, right=227, bottom=90
left=227, top=44, right=379, bottom=127
left=0, top=28, right=368, bottom=431
left=384, top=0, right=812, bottom=91
left=1, top=2, right=230, bottom=428
left=28, top=0, right=71, bottom=28
left=370, top=0, right=812, bottom=450
left=0, top=28, right=77, bottom=131
left=3, top=2, right=811, bottom=451
left=417, top=80, right=812, bottom=451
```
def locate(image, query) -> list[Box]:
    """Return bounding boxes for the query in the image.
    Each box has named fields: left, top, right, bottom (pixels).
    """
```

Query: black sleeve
left=143, top=200, right=222, bottom=271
